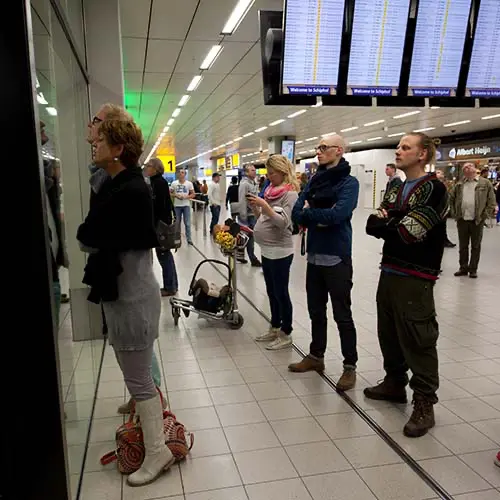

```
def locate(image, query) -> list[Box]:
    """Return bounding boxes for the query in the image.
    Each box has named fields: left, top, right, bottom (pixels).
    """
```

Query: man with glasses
left=289, top=135, right=359, bottom=391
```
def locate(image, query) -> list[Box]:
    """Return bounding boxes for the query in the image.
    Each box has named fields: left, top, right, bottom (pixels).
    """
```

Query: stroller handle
left=188, top=259, right=232, bottom=295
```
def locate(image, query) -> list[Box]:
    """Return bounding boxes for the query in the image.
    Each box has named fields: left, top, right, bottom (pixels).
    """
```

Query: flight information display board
left=282, top=0, right=346, bottom=95
left=347, top=0, right=411, bottom=96
left=466, top=0, right=500, bottom=97
left=408, top=0, right=472, bottom=97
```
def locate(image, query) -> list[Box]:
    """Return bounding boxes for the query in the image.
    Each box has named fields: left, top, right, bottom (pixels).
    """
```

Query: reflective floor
left=66, top=208, right=500, bottom=500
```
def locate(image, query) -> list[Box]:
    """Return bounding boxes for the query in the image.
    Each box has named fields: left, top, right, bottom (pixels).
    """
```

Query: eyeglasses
left=91, top=116, right=103, bottom=125
left=315, top=145, right=340, bottom=153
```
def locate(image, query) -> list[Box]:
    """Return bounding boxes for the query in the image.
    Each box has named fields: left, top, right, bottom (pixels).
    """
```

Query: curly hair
left=98, top=119, right=144, bottom=169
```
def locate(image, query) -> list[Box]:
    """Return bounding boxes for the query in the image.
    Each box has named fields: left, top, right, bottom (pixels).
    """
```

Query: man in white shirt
left=208, top=172, right=222, bottom=235
left=170, top=169, right=195, bottom=245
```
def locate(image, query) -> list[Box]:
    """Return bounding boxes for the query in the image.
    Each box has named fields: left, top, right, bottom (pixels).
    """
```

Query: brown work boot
left=336, top=368, right=356, bottom=392
left=403, top=399, right=435, bottom=437
left=364, top=378, right=408, bottom=404
left=288, top=355, right=325, bottom=373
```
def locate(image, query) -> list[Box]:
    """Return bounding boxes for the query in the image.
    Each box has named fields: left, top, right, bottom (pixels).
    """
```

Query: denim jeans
left=175, top=205, right=192, bottom=243
left=210, top=205, right=221, bottom=235
left=306, top=260, right=358, bottom=367
left=156, top=248, right=178, bottom=292
left=262, top=255, right=294, bottom=334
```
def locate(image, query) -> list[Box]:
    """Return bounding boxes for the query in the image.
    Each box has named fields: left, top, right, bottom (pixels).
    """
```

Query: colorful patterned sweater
left=366, top=173, right=449, bottom=280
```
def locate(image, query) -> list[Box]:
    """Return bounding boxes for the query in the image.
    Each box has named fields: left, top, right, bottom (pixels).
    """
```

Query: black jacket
left=366, top=173, right=448, bottom=280
left=226, top=184, right=239, bottom=205
left=150, top=173, right=174, bottom=226
left=77, top=167, right=158, bottom=303
left=386, top=176, right=403, bottom=193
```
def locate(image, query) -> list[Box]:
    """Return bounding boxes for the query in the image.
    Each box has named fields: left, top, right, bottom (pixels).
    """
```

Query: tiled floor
left=67, top=208, right=500, bottom=500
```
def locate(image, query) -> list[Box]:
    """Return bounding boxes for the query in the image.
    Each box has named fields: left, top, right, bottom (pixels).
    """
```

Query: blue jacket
left=292, top=159, right=359, bottom=258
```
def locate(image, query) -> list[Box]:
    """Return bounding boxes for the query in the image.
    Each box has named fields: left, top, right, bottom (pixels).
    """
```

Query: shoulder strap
left=100, top=451, right=117, bottom=466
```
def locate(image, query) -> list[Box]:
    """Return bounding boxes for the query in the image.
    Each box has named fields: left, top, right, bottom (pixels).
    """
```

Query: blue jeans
left=175, top=206, right=192, bottom=243
left=262, top=255, right=294, bottom=334
left=240, top=215, right=258, bottom=262
left=210, top=205, right=221, bottom=234
left=156, top=248, right=178, bottom=292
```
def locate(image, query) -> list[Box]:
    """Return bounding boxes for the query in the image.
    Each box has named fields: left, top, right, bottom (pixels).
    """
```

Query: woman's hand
left=247, top=194, right=266, bottom=208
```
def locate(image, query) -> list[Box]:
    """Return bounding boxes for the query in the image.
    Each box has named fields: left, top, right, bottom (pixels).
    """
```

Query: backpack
left=100, top=401, right=194, bottom=474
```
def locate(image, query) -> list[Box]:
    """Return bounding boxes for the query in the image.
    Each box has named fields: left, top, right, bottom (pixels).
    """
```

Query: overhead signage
left=157, top=155, right=176, bottom=173
left=439, top=141, right=500, bottom=160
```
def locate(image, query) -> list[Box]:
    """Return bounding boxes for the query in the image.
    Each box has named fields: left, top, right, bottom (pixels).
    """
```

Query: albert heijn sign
left=439, top=140, right=500, bottom=161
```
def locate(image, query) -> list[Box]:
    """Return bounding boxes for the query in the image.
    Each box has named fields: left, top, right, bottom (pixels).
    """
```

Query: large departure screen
left=466, top=0, right=500, bottom=97
left=282, top=0, right=346, bottom=95
left=347, top=0, right=410, bottom=96
left=408, top=0, right=471, bottom=97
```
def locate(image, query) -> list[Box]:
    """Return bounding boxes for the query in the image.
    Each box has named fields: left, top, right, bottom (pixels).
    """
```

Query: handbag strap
left=100, top=451, right=117, bottom=466
left=300, top=229, right=306, bottom=256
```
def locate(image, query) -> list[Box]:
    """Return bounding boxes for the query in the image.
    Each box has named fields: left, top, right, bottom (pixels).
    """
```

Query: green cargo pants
left=376, top=272, right=439, bottom=404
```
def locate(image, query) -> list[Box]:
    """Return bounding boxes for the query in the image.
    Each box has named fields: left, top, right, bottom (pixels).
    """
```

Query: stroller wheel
left=172, top=307, right=181, bottom=326
left=229, top=313, right=244, bottom=330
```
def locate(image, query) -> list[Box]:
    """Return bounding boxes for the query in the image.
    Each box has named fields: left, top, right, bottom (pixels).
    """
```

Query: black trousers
left=376, top=272, right=439, bottom=403
left=306, top=260, right=358, bottom=367
left=457, top=219, right=484, bottom=273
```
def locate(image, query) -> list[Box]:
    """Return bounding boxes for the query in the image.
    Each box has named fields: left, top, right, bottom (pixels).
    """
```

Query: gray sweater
left=253, top=191, right=299, bottom=256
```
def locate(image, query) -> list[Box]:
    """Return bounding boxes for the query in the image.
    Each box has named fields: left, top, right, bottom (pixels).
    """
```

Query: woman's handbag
left=157, top=220, right=181, bottom=251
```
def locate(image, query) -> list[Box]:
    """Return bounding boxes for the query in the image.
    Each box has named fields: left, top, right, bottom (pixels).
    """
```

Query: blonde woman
left=248, top=154, right=299, bottom=350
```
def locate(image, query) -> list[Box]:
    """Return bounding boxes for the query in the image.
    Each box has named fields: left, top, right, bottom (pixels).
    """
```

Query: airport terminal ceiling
left=119, top=0, right=500, bottom=166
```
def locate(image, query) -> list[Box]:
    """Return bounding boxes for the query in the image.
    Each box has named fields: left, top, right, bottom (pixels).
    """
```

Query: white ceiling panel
left=207, top=41, right=254, bottom=74
left=122, top=37, right=147, bottom=72
left=120, top=0, right=150, bottom=38
left=231, top=43, right=262, bottom=75
left=124, top=71, right=144, bottom=92
left=150, top=0, right=200, bottom=40
left=234, top=73, right=262, bottom=96
left=142, top=72, right=172, bottom=92
left=187, top=0, right=235, bottom=41
left=145, top=39, right=183, bottom=73
left=174, top=41, right=216, bottom=74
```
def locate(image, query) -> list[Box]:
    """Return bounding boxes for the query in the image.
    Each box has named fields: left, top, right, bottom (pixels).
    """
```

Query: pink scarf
left=264, top=183, right=294, bottom=201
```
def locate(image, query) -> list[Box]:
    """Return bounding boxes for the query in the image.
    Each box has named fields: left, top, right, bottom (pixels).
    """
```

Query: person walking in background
left=365, top=133, right=448, bottom=438
left=201, top=179, right=208, bottom=195
left=300, top=172, right=308, bottom=192
left=144, top=158, right=178, bottom=297
left=208, top=172, right=222, bottom=234
left=226, top=175, right=239, bottom=218
left=170, top=169, right=195, bottom=245
left=449, top=162, right=496, bottom=278
left=385, top=163, right=403, bottom=195
left=238, top=164, right=262, bottom=267
left=250, top=155, right=299, bottom=350
left=288, top=134, right=359, bottom=392
left=78, top=115, right=175, bottom=486
left=436, top=168, right=456, bottom=248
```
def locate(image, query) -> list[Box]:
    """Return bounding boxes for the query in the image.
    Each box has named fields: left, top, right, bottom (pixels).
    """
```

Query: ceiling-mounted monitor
left=408, top=0, right=472, bottom=97
left=466, top=0, right=500, bottom=98
left=346, top=0, right=411, bottom=97
left=281, top=0, right=346, bottom=96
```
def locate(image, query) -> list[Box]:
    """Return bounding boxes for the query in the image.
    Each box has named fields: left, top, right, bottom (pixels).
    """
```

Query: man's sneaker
left=288, top=355, right=325, bottom=373
left=255, top=328, right=280, bottom=342
left=364, top=378, right=408, bottom=404
left=403, top=399, right=435, bottom=438
left=266, top=334, right=293, bottom=350
left=454, top=269, right=468, bottom=277
left=494, top=451, right=500, bottom=468
left=337, top=368, right=356, bottom=392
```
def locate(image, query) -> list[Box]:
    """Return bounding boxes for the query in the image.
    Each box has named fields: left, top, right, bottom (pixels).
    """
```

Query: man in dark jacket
left=289, top=135, right=359, bottom=392
left=145, top=158, right=178, bottom=296
left=385, top=163, right=403, bottom=194
left=365, top=133, right=448, bottom=438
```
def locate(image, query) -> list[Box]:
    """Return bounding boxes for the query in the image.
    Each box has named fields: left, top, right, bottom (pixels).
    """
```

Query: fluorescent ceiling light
left=172, top=108, right=181, bottom=117
left=187, top=75, right=203, bottom=92
left=322, top=132, right=336, bottom=137
left=200, top=45, right=223, bottom=70
left=367, top=136, right=383, bottom=141
left=350, top=140, right=362, bottom=145
left=413, top=127, right=435, bottom=132
left=46, top=107, right=57, bottom=116
left=308, top=149, right=316, bottom=153
left=159, top=132, right=166, bottom=138
left=341, top=126, right=359, bottom=132
left=37, top=93, right=48, bottom=105
left=269, top=119, right=285, bottom=126
left=234, top=136, right=243, bottom=141
left=298, top=150, right=308, bottom=154
left=178, top=95, right=190, bottom=107
left=305, top=136, right=318, bottom=141
left=295, top=140, right=303, bottom=144
left=443, top=120, right=471, bottom=127
left=393, top=111, right=421, bottom=119
left=288, top=109, right=307, bottom=118
left=364, top=119, right=385, bottom=127
left=482, top=113, right=500, bottom=120
left=387, top=132, right=406, bottom=137
left=255, top=126, right=268, bottom=132
left=243, top=132, right=254, bottom=137
left=167, top=118, right=175, bottom=126
left=163, top=126, right=169, bottom=133
left=36, top=77, right=40, bottom=88
left=221, top=0, right=255, bottom=34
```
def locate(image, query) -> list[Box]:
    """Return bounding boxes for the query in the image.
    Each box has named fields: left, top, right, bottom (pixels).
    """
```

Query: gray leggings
left=114, top=346, right=157, bottom=402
